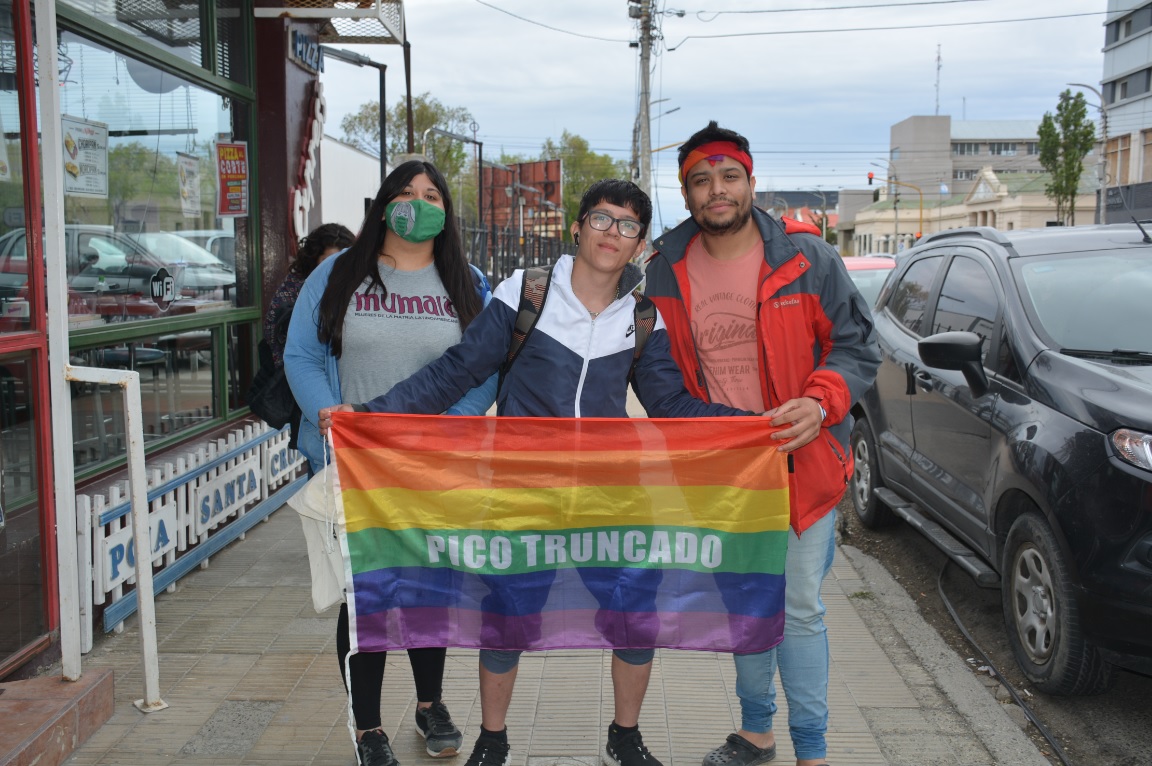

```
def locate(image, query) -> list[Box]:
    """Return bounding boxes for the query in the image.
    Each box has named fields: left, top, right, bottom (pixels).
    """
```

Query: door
left=872, top=253, right=946, bottom=487
left=908, top=252, right=1001, bottom=545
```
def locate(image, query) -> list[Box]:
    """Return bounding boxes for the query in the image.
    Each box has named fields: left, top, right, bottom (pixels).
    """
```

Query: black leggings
left=336, top=603, right=447, bottom=731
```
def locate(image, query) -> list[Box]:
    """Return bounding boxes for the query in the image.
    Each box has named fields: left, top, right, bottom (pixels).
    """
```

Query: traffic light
left=867, top=172, right=874, bottom=185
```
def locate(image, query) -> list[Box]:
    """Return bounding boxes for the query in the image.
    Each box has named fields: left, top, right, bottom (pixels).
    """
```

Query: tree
left=105, top=142, right=178, bottom=228
left=542, top=131, right=629, bottom=234
left=1037, top=90, right=1096, bottom=226
left=340, top=92, right=475, bottom=183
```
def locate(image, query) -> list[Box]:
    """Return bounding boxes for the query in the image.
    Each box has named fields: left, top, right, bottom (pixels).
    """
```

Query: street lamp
left=809, top=188, right=829, bottom=240
left=421, top=126, right=484, bottom=239
left=321, top=46, right=387, bottom=182
left=1069, top=82, right=1108, bottom=224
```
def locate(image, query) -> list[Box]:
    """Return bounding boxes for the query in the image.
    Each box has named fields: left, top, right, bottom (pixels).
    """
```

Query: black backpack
left=498, top=264, right=658, bottom=392
left=247, top=308, right=302, bottom=443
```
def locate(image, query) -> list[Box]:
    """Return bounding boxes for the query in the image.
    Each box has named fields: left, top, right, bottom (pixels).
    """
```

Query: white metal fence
left=75, top=421, right=308, bottom=645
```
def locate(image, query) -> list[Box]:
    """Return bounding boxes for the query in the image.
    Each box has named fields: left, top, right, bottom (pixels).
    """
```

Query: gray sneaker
left=415, top=702, right=463, bottom=758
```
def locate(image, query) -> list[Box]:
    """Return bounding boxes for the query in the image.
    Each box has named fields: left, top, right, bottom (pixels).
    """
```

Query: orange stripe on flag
left=334, top=445, right=783, bottom=492
left=329, top=412, right=780, bottom=454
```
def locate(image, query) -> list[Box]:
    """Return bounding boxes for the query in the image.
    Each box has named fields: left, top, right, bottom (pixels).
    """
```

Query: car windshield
left=848, top=267, right=892, bottom=306
left=1014, top=249, right=1152, bottom=353
left=130, top=232, right=228, bottom=268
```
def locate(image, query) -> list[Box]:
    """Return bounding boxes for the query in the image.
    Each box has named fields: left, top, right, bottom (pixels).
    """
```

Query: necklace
left=588, top=284, right=622, bottom=319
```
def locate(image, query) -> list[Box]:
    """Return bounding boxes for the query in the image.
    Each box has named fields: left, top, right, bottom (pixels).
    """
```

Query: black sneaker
left=603, top=727, right=663, bottom=766
left=701, top=733, right=776, bottom=766
left=357, top=729, right=400, bottom=766
left=463, top=734, right=511, bottom=766
left=415, top=702, right=464, bottom=758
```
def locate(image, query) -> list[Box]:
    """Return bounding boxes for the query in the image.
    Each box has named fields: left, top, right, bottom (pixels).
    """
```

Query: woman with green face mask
left=284, top=159, right=496, bottom=766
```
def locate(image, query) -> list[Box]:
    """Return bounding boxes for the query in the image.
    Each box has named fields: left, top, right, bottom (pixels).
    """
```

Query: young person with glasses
left=318, top=178, right=765, bottom=766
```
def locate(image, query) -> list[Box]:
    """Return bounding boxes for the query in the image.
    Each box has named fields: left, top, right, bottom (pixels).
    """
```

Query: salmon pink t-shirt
left=685, top=235, right=765, bottom=412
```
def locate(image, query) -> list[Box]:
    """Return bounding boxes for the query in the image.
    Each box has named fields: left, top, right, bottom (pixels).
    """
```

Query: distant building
left=754, top=191, right=838, bottom=238
left=319, top=135, right=383, bottom=233
left=884, top=116, right=1060, bottom=206
left=836, top=113, right=1102, bottom=256
left=844, top=168, right=1096, bottom=256
left=1100, top=1, right=1152, bottom=221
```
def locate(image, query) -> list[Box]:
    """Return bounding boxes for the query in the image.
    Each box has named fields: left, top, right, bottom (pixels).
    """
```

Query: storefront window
left=60, top=0, right=199, bottom=71
left=0, top=11, right=30, bottom=334
left=216, top=0, right=249, bottom=85
left=58, top=0, right=249, bottom=85
left=0, top=350, right=45, bottom=657
left=48, top=31, right=253, bottom=327
left=71, top=329, right=218, bottom=468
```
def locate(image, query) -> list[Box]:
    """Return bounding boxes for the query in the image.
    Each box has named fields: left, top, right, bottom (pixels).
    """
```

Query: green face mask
left=385, top=198, right=446, bottom=243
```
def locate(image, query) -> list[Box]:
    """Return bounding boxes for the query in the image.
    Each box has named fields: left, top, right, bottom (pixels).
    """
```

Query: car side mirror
left=918, top=331, right=990, bottom=398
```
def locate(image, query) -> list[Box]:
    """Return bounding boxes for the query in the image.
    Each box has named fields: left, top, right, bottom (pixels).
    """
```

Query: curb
left=839, top=544, right=1050, bottom=766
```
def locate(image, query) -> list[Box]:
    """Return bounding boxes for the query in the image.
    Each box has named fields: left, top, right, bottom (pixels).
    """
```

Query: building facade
left=886, top=115, right=1057, bottom=206
left=1101, top=1, right=1152, bottom=221
left=0, top=0, right=401, bottom=683
left=843, top=169, right=1096, bottom=257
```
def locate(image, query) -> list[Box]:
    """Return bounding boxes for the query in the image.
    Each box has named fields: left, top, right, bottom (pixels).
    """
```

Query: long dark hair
left=315, top=160, right=482, bottom=358
left=290, top=222, right=355, bottom=278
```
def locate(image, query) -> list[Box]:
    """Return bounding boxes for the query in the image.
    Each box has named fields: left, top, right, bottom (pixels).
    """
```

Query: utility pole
left=629, top=0, right=653, bottom=199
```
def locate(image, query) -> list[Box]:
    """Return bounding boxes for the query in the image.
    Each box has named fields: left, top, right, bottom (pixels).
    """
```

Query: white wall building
left=318, top=135, right=382, bottom=235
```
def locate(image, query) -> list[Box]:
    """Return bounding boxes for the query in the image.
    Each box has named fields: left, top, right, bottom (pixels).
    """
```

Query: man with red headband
left=645, top=121, right=880, bottom=766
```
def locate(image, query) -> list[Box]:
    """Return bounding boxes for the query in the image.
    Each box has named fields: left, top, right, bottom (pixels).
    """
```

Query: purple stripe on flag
left=351, top=605, right=784, bottom=654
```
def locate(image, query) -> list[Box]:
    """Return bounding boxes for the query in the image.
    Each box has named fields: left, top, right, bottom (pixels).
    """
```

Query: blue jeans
left=732, top=509, right=836, bottom=761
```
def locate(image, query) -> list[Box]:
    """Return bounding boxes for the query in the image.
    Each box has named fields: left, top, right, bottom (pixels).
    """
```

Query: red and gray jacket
left=645, top=207, right=881, bottom=534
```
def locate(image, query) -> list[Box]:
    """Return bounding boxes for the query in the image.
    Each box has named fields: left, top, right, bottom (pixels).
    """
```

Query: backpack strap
left=499, top=267, right=657, bottom=392
left=628, top=293, right=658, bottom=383
left=499, top=264, right=553, bottom=392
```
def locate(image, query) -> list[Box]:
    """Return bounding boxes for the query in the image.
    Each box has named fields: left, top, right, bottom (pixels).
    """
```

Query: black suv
left=851, top=224, right=1152, bottom=695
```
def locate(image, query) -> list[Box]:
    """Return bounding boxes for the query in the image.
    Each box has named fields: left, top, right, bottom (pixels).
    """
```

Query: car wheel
left=1001, top=512, right=1113, bottom=695
left=850, top=417, right=897, bottom=528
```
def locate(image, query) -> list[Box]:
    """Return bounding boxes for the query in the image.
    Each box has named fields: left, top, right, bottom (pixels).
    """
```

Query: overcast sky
left=319, top=0, right=1107, bottom=231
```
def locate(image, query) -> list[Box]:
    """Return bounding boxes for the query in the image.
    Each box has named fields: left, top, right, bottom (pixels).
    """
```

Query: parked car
left=172, top=229, right=236, bottom=269
left=843, top=255, right=896, bottom=306
left=126, top=231, right=234, bottom=297
left=0, top=226, right=232, bottom=320
left=850, top=224, right=1152, bottom=695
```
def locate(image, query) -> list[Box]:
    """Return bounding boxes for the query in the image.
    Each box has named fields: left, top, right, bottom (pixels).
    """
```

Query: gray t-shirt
left=337, top=262, right=464, bottom=406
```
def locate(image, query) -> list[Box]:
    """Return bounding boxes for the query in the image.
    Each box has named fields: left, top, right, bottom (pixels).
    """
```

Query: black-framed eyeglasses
left=584, top=211, right=643, bottom=239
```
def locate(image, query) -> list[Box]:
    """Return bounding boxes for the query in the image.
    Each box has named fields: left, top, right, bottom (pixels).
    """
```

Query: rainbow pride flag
left=330, top=413, right=789, bottom=655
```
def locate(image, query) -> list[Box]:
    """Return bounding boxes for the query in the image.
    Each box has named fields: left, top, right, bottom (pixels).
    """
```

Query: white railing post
left=66, top=365, right=168, bottom=713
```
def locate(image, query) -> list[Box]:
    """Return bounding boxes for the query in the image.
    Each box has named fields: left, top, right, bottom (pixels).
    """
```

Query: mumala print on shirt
left=338, top=263, right=465, bottom=406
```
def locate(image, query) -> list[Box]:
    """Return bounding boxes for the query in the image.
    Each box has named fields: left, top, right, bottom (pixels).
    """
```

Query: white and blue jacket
left=359, top=255, right=749, bottom=420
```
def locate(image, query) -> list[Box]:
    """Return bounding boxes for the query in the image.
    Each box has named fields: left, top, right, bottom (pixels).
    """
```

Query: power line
left=667, top=11, right=1102, bottom=50
left=690, top=0, right=994, bottom=18
left=470, top=0, right=629, bottom=43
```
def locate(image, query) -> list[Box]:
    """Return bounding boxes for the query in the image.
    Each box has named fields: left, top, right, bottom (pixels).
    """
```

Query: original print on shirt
left=686, top=237, right=765, bottom=412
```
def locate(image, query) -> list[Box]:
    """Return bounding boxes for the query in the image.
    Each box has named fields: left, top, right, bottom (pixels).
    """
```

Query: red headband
left=679, top=141, right=753, bottom=185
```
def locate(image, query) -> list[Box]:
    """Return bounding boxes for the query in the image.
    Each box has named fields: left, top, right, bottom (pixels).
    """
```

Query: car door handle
left=914, top=370, right=934, bottom=391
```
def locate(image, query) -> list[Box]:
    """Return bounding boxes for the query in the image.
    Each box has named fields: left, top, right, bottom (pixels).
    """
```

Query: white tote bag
left=287, top=464, right=346, bottom=613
